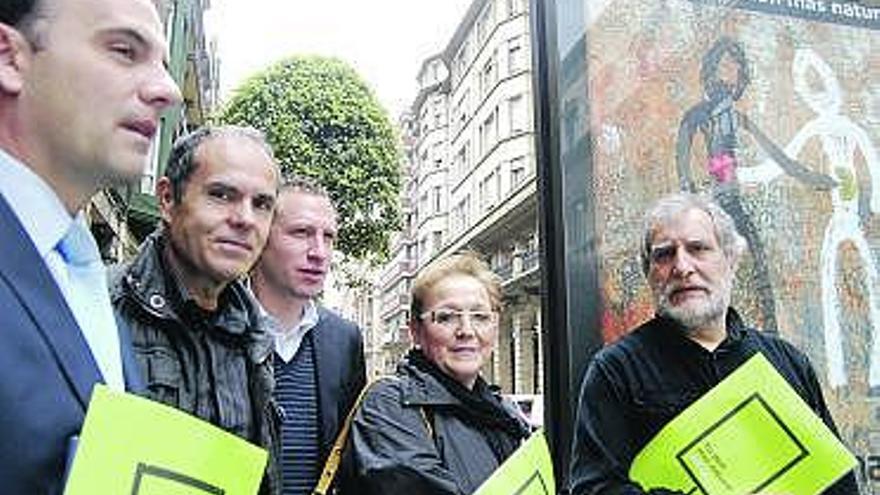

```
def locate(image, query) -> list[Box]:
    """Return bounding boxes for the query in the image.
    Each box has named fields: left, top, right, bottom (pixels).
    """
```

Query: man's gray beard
left=656, top=291, right=727, bottom=332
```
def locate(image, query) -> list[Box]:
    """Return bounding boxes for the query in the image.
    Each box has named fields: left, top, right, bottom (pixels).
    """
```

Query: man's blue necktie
left=56, top=218, right=124, bottom=390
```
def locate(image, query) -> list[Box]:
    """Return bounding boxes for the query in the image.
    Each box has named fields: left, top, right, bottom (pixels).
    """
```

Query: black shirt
left=568, top=309, right=859, bottom=495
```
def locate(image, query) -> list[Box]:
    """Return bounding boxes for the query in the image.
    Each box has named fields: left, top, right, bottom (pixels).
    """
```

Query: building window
left=452, top=201, right=463, bottom=232
left=510, top=156, right=526, bottom=189
left=508, top=94, right=527, bottom=135
left=479, top=171, right=498, bottom=212
left=432, top=231, right=443, bottom=254
left=507, top=36, right=523, bottom=74
left=479, top=108, right=498, bottom=157
left=454, top=90, right=470, bottom=134
left=477, top=1, right=495, bottom=43
left=433, top=143, right=443, bottom=169
left=454, top=40, right=470, bottom=85
left=496, top=165, right=503, bottom=201
left=480, top=51, right=498, bottom=98
left=454, top=194, right=472, bottom=231
left=455, top=141, right=471, bottom=178
left=507, top=0, right=521, bottom=17
left=432, top=186, right=442, bottom=213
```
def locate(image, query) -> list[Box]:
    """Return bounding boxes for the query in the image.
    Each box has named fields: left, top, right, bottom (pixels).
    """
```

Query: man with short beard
left=568, top=192, right=857, bottom=494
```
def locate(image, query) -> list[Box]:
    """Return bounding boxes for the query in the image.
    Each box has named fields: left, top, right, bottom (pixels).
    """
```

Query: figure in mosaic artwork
left=738, top=48, right=880, bottom=390
left=676, top=36, right=836, bottom=334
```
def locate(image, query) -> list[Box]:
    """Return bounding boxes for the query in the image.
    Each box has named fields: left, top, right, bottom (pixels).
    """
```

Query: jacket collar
left=113, top=229, right=273, bottom=363
left=397, top=354, right=464, bottom=407
left=654, top=307, right=748, bottom=353
left=0, top=193, right=101, bottom=408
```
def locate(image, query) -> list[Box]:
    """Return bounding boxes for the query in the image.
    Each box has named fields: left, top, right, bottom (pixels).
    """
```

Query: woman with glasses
left=348, top=252, right=531, bottom=494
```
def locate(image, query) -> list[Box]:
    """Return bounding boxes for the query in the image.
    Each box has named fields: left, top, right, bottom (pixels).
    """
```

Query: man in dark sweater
left=568, top=192, right=859, bottom=494
left=251, top=176, right=366, bottom=495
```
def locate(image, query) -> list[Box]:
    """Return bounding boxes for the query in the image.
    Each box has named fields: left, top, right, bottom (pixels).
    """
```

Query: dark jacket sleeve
left=321, top=314, right=367, bottom=494
left=794, top=351, right=860, bottom=495
left=346, top=326, right=367, bottom=415
left=350, top=379, right=462, bottom=495
left=568, top=357, right=684, bottom=495
left=758, top=338, right=860, bottom=494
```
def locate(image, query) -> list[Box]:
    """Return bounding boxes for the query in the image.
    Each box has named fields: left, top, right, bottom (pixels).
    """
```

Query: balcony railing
left=399, top=259, right=415, bottom=273
left=493, top=249, right=540, bottom=283
left=380, top=292, right=411, bottom=319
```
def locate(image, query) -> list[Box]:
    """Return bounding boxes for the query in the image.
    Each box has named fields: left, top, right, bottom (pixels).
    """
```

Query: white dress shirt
left=0, top=148, right=124, bottom=390
left=257, top=298, right=320, bottom=363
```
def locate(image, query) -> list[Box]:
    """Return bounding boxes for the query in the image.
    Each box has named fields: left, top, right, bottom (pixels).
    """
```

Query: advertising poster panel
left=573, top=0, right=878, bottom=488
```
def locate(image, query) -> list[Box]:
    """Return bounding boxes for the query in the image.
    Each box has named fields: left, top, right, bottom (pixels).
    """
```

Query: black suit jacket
left=0, top=194, right=140, bottom=494
left=312, top=308, right=366, bottom=464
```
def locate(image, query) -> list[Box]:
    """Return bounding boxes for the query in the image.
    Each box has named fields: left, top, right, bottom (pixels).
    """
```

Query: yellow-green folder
left=474, top=429, right=556, bottom=495
left=629, top=353, right=856, bottom=495
left=64, top=385, right=267, bottom=495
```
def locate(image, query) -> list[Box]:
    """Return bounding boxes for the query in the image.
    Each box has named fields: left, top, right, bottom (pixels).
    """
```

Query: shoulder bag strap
left=312, top=377, right=387, bottom=495
left=312, top=376, right=436, bottom=495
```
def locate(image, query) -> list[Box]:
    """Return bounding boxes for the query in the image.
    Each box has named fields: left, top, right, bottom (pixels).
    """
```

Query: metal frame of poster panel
left=531, top=0, right=605, bottom=490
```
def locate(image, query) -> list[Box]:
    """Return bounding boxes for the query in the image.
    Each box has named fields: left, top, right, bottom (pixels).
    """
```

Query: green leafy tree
left=218, top=55, right=401, bottom=262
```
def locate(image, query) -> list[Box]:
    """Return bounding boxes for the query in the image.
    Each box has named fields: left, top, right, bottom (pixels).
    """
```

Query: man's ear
left=155, top=176, right=175, bottom=223
left=0, top=24, right=28, bottom=95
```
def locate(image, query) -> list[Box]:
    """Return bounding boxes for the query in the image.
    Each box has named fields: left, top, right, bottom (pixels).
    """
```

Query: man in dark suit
left=0, top=0, right=180, bottom=492
left=251, top=176, right=367, bottom=495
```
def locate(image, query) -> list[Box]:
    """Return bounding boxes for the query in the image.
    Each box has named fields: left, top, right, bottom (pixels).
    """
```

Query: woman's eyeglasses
left=419, top=308, right=498, bottom=331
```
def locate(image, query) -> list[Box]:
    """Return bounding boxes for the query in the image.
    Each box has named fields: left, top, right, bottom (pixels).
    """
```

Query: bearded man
left=567, top=192, right=858, bottom=495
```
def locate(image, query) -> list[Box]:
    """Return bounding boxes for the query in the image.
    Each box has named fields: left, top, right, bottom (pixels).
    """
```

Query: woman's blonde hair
left=410, top=251, right=502, bottom=322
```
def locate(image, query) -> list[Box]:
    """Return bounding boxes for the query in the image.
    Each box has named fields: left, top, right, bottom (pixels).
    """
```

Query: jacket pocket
left=142, top=348, right=182, bottom=407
